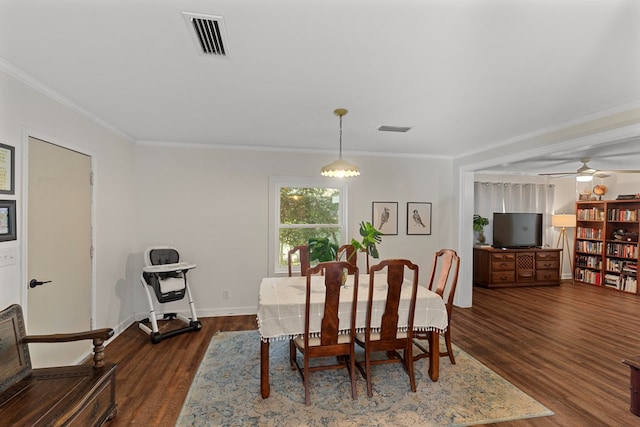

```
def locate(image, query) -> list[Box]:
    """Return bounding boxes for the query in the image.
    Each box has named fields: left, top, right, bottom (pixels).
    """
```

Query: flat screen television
left=492, top=212, right=543, bottom=248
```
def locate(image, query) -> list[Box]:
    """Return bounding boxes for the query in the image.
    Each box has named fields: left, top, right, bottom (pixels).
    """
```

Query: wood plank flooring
left=103, top=281, right=640, bottom=426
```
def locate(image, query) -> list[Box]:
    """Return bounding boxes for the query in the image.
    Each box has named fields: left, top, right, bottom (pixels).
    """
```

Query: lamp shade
left=576, top=174, right=593, bottom=182
left=320, top=159, right=360, bottom=178
left=321, top=108, right=360, bottom=178
left=552, top=214, right=576, bottom=228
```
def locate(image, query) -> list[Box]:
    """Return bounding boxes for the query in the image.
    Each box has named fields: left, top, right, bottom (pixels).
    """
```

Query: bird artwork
left=379, top=207, right=390, bottom=230
left=412, top=209, right=426, bottom=228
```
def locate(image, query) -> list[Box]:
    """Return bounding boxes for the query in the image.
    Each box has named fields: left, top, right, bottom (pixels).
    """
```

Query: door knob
left=29, top=279, right=52, bottom=288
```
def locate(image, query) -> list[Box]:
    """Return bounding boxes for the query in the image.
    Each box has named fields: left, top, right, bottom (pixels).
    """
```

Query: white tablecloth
left=257, top=273, right=448, bottom=341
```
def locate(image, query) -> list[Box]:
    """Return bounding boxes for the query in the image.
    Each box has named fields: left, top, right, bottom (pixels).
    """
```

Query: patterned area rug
left=177, top=330, right=553, bottom=426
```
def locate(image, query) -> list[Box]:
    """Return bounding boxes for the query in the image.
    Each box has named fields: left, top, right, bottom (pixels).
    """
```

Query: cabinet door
left=516, top=253, right=535, bottom=282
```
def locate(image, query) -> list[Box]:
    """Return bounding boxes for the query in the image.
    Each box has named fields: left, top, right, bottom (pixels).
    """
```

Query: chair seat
left=355, top=331, right=408, bottom=341
left=159, top=277, right=186, bottom=293
left=294, top=333, right=351, bottom=348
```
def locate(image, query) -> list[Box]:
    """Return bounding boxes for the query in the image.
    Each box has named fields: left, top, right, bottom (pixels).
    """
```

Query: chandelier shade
left=321, top=108, right=360, bottom=178
left=321, top=158, right=361, bottom=178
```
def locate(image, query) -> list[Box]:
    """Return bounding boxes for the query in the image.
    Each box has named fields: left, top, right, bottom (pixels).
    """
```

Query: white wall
left=0, top=67, right=137, bottom=333
left=133, top=144, right=457, bottom=316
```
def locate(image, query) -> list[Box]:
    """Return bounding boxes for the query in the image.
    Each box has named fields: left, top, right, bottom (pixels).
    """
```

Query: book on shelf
left=576, top=207, right=605, bottom=221
left=602, top=272, right=637, bottom=293
left=625, top=277, right=638, bottom=293
left=608, top=208, right=639, bottom=222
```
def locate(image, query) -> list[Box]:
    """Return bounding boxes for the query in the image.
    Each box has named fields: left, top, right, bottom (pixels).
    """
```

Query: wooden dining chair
left=287, top=245, right=310, bottom=277
left=355, top=259, right=419, bottom=397
left=413, top=249, right=460, bottom=364
left=336, top=244, right=357, bottom=269
left=289, top=261, right=360, bottom=405
left=360, top=247, right=371, bottom=271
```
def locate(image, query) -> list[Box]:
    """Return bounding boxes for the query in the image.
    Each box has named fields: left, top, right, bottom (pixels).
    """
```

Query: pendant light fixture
left=321, top=108, right=360, bottom=178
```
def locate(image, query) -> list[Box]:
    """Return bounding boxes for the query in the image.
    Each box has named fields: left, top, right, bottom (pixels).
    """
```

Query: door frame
left=20, top=128, right=97, bottom=329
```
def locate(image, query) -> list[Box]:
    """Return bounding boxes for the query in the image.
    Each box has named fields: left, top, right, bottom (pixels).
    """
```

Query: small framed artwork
left=0, top=143, right=15, bottom=195
left=407, top=202, right=432, bottom=235
left=372, top=201, right=398, bottom=235
left=0, top=200, right=16, bottom=242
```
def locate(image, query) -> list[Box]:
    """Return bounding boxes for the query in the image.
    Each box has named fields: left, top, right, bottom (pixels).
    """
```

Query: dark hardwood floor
left=103, top=281, right=640, bottom=426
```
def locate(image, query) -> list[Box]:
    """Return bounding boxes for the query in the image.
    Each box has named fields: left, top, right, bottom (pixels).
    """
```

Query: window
left=270, top=177, right=347, bottom=274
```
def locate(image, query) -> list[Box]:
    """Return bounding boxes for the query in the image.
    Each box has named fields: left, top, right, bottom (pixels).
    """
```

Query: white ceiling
left=1, top=0, right=639, bottom=173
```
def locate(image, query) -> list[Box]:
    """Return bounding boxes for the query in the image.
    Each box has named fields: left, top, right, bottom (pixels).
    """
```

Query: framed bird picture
left=407, top=202, right=431, bottom=235
left=372, top=201, right=398, bottom=235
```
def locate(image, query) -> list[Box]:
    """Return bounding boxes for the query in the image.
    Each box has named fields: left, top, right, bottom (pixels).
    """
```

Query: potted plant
left=308, top=221, right=382, bottom=266
left=473, top=214, right=489, bottom=245
left=307, top=237, right=338, bottom=264
left=349, top=221, right=382, bottom=260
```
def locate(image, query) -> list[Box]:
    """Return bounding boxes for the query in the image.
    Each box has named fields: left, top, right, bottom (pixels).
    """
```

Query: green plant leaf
left=354, top=221, right=382, bottom=259
left=473, top=214, right=489, bottom=232
left=307, top=237, right=338, bottom=262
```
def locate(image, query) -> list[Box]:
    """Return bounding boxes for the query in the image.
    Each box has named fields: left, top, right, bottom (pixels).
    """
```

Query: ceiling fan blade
left=538, top=172, right=576, bottom=178
left=598, top=169, right=640, bottom=174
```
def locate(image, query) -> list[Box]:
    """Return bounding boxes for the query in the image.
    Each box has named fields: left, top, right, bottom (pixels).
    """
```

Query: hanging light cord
left=338, top=114, right=343, bottom=159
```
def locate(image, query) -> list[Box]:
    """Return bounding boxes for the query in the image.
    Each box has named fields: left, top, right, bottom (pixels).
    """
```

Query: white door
left=27, top=136, right=92, bottom=368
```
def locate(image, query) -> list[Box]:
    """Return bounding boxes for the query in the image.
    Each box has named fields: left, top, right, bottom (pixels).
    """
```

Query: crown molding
left=0, top=57, right=135, bottom=143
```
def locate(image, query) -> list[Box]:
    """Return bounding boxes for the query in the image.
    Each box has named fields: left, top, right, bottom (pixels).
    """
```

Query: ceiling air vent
left=377, top=125, right=412, bottom=133
left=182, top=12, right=229, bottom=57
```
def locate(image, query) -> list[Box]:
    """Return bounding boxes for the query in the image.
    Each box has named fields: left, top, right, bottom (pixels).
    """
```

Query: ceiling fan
left=539, top=158, right=640, bottom=181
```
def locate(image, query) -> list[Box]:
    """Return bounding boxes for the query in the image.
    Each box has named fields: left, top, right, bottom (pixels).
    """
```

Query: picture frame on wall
left=372, top=201, right=398, bottom=235
left=0, top=200, right=16, bottom=242
left=407, top=202, right=432, bottom=235
left=0, top=143, right=15, bottom=195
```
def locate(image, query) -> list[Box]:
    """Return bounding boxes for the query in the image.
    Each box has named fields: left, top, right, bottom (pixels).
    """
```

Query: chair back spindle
left=287, top=245, right=310, bottom=277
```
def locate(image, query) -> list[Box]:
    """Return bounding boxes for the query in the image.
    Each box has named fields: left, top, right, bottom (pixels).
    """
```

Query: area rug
left=177, top=331, right=553, bottom=426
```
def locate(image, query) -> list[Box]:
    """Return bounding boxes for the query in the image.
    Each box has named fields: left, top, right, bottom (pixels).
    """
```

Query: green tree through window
left=278, top=186, right=343, bottom=268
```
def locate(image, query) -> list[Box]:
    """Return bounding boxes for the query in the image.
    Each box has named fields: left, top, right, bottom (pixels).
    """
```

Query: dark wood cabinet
left=473, top=246, right=561, bottom=288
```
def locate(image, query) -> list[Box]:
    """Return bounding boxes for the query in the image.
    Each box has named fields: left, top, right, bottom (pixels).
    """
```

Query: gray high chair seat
left=139, top=246, right=201, bottom=343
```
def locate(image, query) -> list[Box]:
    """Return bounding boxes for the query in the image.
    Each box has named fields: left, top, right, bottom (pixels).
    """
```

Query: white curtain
left=474, top=182, right=555, bottom=246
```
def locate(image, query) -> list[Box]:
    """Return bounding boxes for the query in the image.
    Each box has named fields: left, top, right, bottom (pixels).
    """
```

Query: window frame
left=269, top=176, right=348, bottom=276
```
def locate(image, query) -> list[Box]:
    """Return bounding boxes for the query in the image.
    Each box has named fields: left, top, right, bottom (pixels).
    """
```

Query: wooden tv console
left=473, top=246, right=561, bottom=288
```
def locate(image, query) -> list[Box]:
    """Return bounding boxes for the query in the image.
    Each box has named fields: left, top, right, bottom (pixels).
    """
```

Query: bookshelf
left=574, top=200, right=639, bottom=294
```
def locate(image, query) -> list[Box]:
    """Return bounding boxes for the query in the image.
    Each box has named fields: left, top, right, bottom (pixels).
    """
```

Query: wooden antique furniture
left=473, top=246, right=561, bottom=288
left=623, top=356, right=640, bottom=417
left=0, top=304, right=117, bottom=426
left=257, top=270, right=447, bottom=398
left=355, top=259, right=420, bottom=397
left=336, top=244, right=357, bottom=268
left=414, top=249, right=460, bottom=364
left=287, top=245, right=310, bottom=277
left=289, top=261, right=359, bottom=405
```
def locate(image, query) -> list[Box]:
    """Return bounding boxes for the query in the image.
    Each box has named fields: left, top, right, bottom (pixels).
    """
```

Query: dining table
left=256, top=273, right=448, bottom=398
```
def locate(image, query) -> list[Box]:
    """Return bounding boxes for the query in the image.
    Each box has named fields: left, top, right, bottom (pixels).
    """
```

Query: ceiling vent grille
left=182, top=12, right=229, bottom=57
left=377, top=125, right=412, bottom=133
